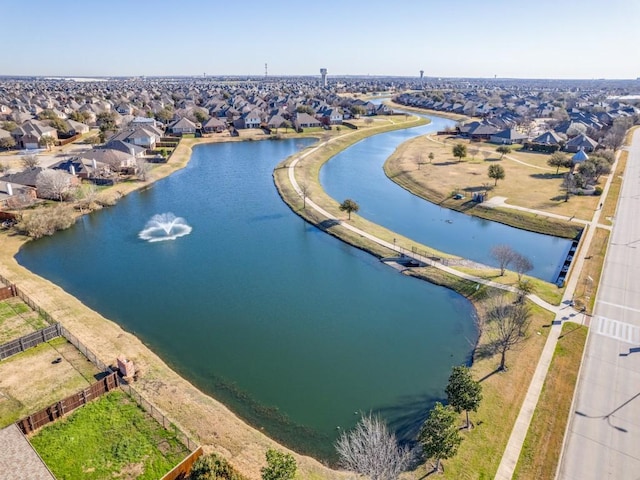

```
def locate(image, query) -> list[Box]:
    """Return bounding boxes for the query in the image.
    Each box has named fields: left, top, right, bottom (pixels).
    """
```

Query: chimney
left=6, top=183, right=13, bottom=196
left=92, top=158, right=97, bottom=170
left=70, top=165, right=76, bottom=176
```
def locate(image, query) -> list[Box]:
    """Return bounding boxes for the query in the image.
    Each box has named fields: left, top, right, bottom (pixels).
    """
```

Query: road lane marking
left=593, top=316, right=640, bottom=344
left=599, top=300, right=640, bottom=314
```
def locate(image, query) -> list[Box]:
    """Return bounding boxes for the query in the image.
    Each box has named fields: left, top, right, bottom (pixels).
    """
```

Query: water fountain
left=138, top=213, right=192, bottom=242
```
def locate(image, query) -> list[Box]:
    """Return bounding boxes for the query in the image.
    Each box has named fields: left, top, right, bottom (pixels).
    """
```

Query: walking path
left=494, top=142, right=622, bottom=479
left=287, top=141, right=560, bottom=313
left=484, top=196, right=613, bottom=231
left=287, top=128, right=621, bottom=480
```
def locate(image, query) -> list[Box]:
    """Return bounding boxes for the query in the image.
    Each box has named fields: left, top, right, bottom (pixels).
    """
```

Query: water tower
left=320, top=68, right=328, bottom=87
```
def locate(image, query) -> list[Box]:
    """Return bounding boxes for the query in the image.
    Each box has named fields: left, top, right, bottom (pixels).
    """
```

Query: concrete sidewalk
left=494, top=145, right=621, bottom=479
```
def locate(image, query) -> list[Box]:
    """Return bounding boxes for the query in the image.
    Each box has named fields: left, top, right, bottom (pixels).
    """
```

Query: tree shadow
left=473, top=341, right=497, bottom=362
left=483, top=157, right=502, bottom=162
left=318, top=219, right=340, bottom=230
left=558, top=324, right=584, bottom=339
left=550, top=194, right=568, bottom=202
left=530, top=172, right=564, bottom=180
left=376, top=392, right=443, bottom=447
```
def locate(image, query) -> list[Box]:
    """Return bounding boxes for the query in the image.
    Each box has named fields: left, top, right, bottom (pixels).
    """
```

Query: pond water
left=16, top=138, right=477, bottom=461
left=321, top=115, right=572, bottom=282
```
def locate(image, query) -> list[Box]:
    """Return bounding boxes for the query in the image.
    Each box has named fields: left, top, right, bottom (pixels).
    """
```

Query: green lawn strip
left=513, top=322, right=587, bottom=480
left=30, top=390, right=189, bottom=480
left=601, top=151, right=627, bottom=224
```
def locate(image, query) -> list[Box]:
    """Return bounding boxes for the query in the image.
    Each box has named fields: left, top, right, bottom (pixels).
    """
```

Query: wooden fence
left=0, top=274, right=56, bottom=327
left=160, top=446, right=203, bottom=480
left=0, top=323, right=61, bottom=360
left=16, top=372, right=119, bottom=435
left=0, top=274, right=201, bottom=457
left=119, top=381, right=199, bottom=452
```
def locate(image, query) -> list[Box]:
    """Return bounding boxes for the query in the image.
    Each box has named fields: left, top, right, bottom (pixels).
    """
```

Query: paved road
left=558, top=129, right=640, bottom=479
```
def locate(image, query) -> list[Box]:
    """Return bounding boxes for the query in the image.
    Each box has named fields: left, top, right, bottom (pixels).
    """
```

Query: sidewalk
left=493, top=146, right=621, bottom=479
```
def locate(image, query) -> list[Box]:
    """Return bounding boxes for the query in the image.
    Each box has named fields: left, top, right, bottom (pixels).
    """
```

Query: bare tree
left=336, top=412, right=413, bottom=480
left=490, top=245, right=516, bottom=276
left=21, top=154, right=40, bottom=169
left=512, top=253, right=533, bottom=281
left=136, top=157, right=152, bottom=181
left=36, top=169, right=75, bottom=201
left=486, top=296, right=531, bottom=371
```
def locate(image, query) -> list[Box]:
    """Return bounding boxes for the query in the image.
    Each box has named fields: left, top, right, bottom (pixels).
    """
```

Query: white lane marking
left=593, top=316, right=640, bottom=344
left=599, top=300, right=640, bottom=314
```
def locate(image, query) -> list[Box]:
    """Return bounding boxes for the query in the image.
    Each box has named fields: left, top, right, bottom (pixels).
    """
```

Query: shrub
left=189, top=453, right=247, bottom=480
left=594, top=186, right=603, bottom=196
left=16, top=205, right=76, bottom=238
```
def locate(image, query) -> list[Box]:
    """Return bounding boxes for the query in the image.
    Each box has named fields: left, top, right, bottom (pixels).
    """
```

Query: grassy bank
left=513, top=322, right=588, bottom=480
left=383, top=134, right=586, bottom=239
left=407, top=267, right=555, bottom=478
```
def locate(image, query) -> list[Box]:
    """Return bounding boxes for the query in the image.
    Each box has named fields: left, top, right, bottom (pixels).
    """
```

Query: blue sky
left=3, top=0, right=638, bottom=79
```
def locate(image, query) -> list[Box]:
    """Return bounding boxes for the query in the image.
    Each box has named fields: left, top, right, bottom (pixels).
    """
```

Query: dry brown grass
left=0, top=297, right=48, bottom=343
left=0, top=337, right=100, bottom=427
left=386, top=134, right=600, bottom=221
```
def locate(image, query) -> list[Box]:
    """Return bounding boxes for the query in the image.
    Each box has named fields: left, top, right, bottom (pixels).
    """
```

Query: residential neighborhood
left=1, top=76, right=638, bottom=209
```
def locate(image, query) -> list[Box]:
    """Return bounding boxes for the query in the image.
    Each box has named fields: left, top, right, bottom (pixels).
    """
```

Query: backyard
left=30, top=390, right=190, bottom=480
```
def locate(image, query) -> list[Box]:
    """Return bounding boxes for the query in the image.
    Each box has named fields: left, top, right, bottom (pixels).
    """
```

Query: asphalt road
left=558, top=129, right=640, bottom=479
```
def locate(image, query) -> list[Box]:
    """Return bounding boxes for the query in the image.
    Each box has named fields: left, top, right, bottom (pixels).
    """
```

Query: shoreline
left=0, top=135, right=348, bottom=480
left=2, top=111, right=561, bottom=478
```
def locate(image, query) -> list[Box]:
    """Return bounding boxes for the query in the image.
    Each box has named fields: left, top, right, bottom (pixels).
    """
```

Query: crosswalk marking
left=593, top=316, right=640, bottom=344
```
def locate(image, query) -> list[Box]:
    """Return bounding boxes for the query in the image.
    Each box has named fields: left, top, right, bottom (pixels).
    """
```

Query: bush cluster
left=16, top=205, right=76, bottom=238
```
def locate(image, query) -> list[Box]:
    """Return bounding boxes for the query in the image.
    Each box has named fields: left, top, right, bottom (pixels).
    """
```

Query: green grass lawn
left=30, top=390, right=189, bottom=480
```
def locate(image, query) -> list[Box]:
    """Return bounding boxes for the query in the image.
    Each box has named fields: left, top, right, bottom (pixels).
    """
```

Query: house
left=531, top=130, right=563, bottom=146
left=267, top=114, right=288, bottom=130
left=103, top=139, right=147, bottom=158
left=65, top=119, right=90, bottom=135
left=78, top=148, right=136, bottom=171
left=202, top=117, right=227, bottom=133
left=294, top=112, right=321, bottom=129
left=108, top=126, right=162, bottom=149
left=11, top=120, right=58, bottom=149
left=233, top=109, right=262, bottom=129
left=467, top=123, right=499, bottom=140
left=0, top=180, right=36, bottom=209
left=50, top=157, right=93, bottom=178
left=0, top=168, right=44, bottom=189
left=565, top=134, right=598, bottom=153
left=167, top=117, right=197, bottom=135
left=490, top=128, right=528, bottom=145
